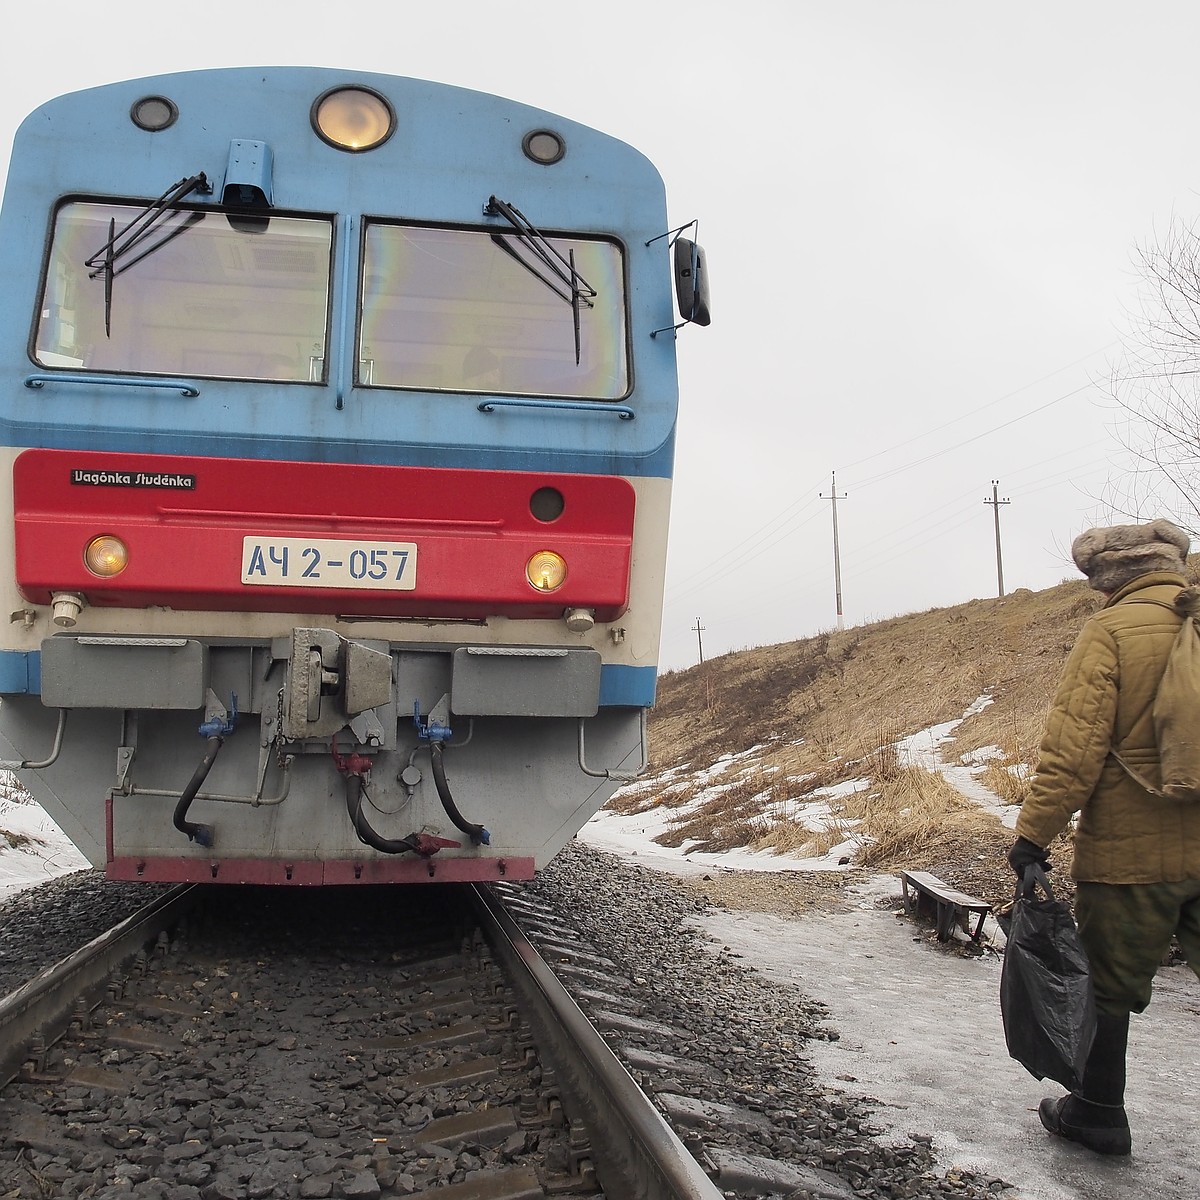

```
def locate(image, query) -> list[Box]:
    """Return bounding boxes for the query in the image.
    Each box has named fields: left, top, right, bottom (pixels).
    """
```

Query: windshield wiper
left=85, top=173, right=211, bottom=337
left=485, top=196, right=597, bottom=365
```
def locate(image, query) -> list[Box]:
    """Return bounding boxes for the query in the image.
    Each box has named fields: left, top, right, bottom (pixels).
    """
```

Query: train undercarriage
left=0, top=628, right=645, bottom=884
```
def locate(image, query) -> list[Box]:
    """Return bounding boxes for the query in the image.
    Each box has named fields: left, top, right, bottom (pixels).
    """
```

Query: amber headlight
left=526, top=550, right=566, bottom=592
left=312, top=86, right=395, bottom=151
left=84, top=535, right=129, bottom=577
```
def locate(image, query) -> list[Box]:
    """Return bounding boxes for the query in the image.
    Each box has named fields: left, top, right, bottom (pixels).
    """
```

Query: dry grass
left=656, top=775, right=777, bottom=852
left=973, top=759, right=1031, bottom=805
left=648, top=572, right=1135, bottom=793
left=635, top=559, right=1200, bottom=886
left=846, top=766, right=1002, bottom=870
left=635, top=744, right=1010, bottom=880
left=753, top=820, right=837, bottom=857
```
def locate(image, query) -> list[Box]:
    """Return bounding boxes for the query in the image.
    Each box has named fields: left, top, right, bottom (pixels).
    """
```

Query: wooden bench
left=900, top=870, right=991, bottom=942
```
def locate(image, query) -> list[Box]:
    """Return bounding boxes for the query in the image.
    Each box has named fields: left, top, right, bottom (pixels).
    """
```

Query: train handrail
left=577, top=708, right=648, bottom=781
left=0, top=707, right=68, bottom=771
left=478, top=397, right=635, bottom=420
left=124, top=764, right=292, bottom=808
left=24, top=373, right=200, bottom=397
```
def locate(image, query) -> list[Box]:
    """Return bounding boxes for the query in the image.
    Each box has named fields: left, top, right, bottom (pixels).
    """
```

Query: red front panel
left=14, top=450, right=634, bottom=620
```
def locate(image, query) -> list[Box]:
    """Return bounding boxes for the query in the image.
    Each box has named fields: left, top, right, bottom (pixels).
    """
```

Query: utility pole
left=984, top=480, right=1010, bottom=597
left=820, top=471, right=847, bottom=630
left=692, top=616, right=705, bottom=665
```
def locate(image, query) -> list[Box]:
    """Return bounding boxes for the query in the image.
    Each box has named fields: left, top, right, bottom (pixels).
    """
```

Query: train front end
left=0, top=68, right=702, bottom=883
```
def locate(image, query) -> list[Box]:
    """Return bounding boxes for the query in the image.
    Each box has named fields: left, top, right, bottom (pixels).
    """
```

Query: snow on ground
left=581, top=693, right=1023, bottom=870
left=581, top=777, right=866, bottom=876
left=894, top=693, right=1024, bottom=830
left=0, top=792, right=89, bottom=900
left=588, top=696, right=1199, bottom=1200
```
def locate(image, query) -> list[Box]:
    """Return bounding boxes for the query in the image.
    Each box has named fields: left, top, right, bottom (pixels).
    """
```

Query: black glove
left=1007, top=836, right=1050, bottom=878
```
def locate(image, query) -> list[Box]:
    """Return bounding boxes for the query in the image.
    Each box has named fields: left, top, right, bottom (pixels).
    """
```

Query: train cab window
left=34, top=201, right=332, bottom=382
left=358, top=222, right=628, bottom=399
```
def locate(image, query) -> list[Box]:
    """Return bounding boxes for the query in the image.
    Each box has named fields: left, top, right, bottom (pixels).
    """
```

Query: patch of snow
left=894, top=694, right=1023, bottom=829
left=589, top=694, right=1023, bottom=873
left=958, top=744, right=1004, bottom=764
left=0, top=794, right=89, bottom=899
left=580, top=804, right=859, bottom=875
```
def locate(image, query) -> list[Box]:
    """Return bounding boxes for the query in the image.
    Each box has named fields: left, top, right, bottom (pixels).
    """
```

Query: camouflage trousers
left=1075, top=878, right=1200, bottom=1015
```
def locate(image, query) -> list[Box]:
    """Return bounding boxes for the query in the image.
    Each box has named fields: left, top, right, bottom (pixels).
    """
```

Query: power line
left=851, top=382, right=1097, bottom=491
left=667, top=379, right=1101, bottom=610
left=663, top=497, right=823, bottom=602
left=663, top=356, right=1114, bottom=638
left=839, top=342, right=1117, bottom=475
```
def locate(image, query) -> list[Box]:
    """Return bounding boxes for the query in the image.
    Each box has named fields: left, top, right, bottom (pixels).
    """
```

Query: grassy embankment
left=609, top=575, right=1122, bottom=899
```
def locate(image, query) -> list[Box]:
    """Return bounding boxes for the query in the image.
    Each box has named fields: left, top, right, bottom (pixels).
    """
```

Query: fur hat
left=1071, top=518, right=1190, bottom=594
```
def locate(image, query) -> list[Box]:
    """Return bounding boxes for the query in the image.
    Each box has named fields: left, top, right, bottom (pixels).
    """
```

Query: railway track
left=0, top=881, right=725, bottom=1199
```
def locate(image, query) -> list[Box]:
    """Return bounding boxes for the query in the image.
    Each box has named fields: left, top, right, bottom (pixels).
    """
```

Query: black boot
left=1039, top=1012, right=1131, bottom=1156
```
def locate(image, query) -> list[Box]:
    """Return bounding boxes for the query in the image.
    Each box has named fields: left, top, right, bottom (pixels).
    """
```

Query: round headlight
left=84, top=535, right=129, bottom=577
left=312, top=86, right=395, bottom=151
left=526, top=550, right=567, bottom=592
left=522, top=129, right=565, bottom=165
left=130, top=95, right=178, bottom=132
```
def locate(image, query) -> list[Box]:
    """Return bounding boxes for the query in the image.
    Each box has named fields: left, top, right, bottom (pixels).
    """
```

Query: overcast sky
left=3, top=2, right=1198, bottom=670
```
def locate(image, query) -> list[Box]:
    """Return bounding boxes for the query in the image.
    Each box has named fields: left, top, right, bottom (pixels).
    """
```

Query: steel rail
left=471, top=883, right=725, bottom=1200
left=0, top=884, right=198, bottom=1090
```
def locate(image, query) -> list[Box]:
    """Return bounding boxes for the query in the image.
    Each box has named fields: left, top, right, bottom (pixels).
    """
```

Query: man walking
left=1007, top=518, right=1200, bottom=1156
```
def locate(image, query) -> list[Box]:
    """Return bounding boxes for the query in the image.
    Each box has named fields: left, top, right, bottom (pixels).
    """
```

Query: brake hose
left=173, top=735, right=221, bottom=847
left=430, top=741, right=490, bottom=845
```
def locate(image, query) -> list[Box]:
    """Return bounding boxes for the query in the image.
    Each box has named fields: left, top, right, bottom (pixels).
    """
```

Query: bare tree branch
left=1105, top=215, right=1200, bottom=534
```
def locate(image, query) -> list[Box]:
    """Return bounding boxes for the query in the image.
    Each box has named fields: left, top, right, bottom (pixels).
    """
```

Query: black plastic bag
left=999, top=864, right=1096, bottom=1091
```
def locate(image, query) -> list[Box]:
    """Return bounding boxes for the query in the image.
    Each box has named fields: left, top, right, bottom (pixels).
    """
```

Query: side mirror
left=673, top=237, right=711, bottom=327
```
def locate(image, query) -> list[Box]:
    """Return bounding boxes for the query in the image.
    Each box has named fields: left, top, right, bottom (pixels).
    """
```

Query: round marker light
left=530, top=486, right=565, bottom=523
left=312, top=87, right=395, bottom=151
left=526, top=550, right=566, bottom=592
left=84, top=535, right=129, bottom=578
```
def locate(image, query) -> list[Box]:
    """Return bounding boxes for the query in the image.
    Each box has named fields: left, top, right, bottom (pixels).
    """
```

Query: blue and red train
left=0, top=68, right=707, bottom=884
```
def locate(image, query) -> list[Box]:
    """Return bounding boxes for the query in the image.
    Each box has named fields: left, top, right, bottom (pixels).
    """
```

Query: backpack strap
left=1107, top=590, right=1188, bottom=798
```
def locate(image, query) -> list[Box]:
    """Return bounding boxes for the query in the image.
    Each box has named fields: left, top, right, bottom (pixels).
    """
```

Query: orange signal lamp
left=84, top=535, right=129, bottom=577
left=526, top=550, right=566, bottom=592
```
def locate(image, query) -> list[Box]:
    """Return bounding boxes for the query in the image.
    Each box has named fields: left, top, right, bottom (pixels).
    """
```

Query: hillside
left=613, top=572, right=1151, bottom=912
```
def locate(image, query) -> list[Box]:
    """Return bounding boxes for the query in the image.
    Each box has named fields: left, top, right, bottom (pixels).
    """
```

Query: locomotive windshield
left=34, top=203, right=628, bottom=399
left=35, top=201, right=333, bottom=381
left=358, top=223, right=628, bottom=399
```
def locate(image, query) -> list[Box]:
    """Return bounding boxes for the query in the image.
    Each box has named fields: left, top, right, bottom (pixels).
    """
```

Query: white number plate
left=241, top=537, right=417, bottom=590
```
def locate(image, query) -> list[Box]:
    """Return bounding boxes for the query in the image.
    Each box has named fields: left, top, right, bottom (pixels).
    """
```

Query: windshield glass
left=35, top=201, right=332, bottom=381
left=359, top=223, right=628, bottom=398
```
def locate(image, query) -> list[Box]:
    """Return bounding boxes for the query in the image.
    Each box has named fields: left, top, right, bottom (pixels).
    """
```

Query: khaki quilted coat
left=1015, top=570, right=1200, bottom=883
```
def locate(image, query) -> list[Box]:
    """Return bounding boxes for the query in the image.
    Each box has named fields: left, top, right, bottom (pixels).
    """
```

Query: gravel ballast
left=0, top=850, right=1014, bottom=1198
